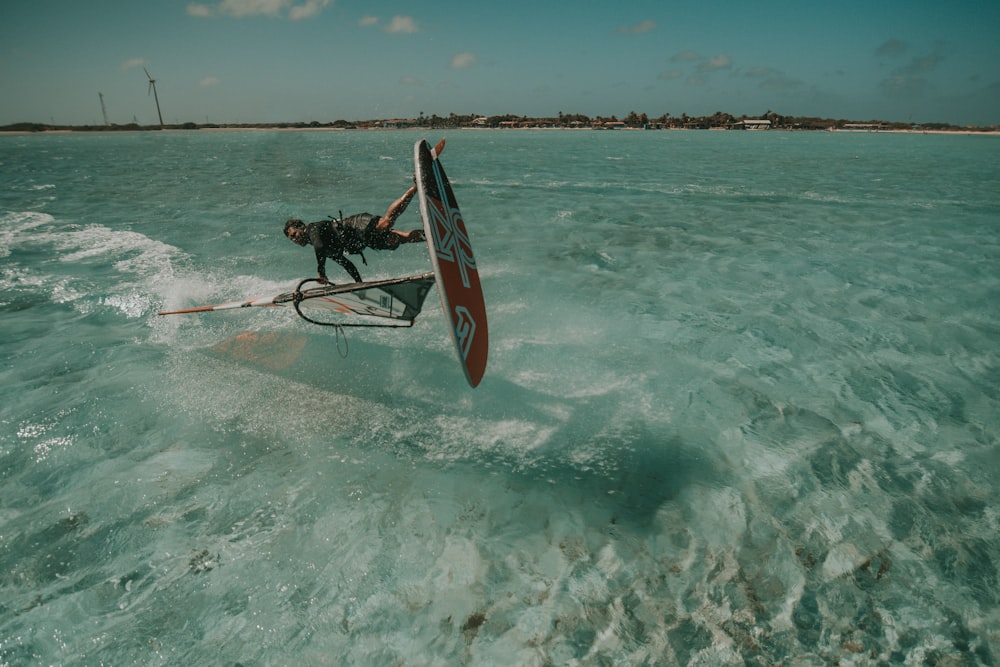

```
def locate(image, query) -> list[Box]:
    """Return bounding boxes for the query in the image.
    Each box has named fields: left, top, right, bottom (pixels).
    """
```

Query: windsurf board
left=414, top=139, right=488, bottom=387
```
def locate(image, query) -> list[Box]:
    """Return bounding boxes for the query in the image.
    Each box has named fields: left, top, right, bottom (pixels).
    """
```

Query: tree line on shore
left=1, top=110, right=993, bottom=133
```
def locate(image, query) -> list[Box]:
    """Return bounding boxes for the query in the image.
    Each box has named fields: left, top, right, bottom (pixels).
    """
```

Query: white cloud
left=289, top=0, right=328, bottom=20
left=898, top=50, right=945, bottom=75
left=758, top=73, right=803, bottom=92
left=359, top=14, right=419, bottom=33
left=120, top=57, right=147, bottom=71
left=450, top=52, right=477, bottom=69
left=876, top=38, right=909, bottom=59
left=200, top=77, right=221, bottom=87
left=617, top=20, right=655, bottom=34
left=878, top=45, right=946, bottom=100
left=658, top=70, right=683, bottom=81
left=698, top=54, right=732, bottom=73
left=186, top=3, right=213, bottom=17
left=186, top=0, right=331, bottom=19
left=384, top=15, right=418, bottom=34
left=671, top=50, right=702, bottom=63
left=220, top=0, right=286, bottom=17
left=880, top=74, right=930, bottom=98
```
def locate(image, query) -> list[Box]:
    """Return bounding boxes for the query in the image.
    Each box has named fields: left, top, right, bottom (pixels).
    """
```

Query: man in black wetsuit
left=284, top=182, right=426, bottom=283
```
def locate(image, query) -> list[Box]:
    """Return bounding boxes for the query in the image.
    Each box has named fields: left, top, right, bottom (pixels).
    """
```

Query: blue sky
left=2, top=0, right=998, bottom=126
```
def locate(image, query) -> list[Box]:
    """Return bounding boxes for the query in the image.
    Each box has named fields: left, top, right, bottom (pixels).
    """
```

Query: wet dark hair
left=284, top=219, right=305, bottom=236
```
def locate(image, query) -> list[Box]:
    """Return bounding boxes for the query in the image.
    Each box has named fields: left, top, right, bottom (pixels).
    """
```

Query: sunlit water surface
left=1, top=129, right=998, bottom=664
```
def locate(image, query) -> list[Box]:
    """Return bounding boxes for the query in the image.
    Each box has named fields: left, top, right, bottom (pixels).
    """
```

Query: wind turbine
left=143, top=67, right=164, bottom=128
left=98, top=92, right=110, bottom=126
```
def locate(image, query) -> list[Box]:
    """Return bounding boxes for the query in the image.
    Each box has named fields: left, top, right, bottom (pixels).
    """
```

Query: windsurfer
left=284, top=183, right=425, bottom=283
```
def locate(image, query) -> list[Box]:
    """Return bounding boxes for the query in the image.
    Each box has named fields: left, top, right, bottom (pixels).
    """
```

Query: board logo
left=428, top=161, right=477, bottom=289
left=454, top=306, right=476, bottom=359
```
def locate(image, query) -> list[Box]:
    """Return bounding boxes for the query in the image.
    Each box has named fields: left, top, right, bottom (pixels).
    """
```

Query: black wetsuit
left=307, top=214, right=399, bottom=282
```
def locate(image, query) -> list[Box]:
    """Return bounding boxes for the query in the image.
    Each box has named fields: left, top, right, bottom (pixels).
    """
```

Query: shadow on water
left=201, top=328, right=721, bottom=529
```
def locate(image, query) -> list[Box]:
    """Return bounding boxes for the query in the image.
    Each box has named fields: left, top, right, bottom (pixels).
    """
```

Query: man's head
left=284, top=219, right=309, bottom=246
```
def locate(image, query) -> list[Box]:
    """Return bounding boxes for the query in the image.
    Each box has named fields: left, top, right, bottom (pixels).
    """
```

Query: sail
left=159, top=272, right=436, bottom=326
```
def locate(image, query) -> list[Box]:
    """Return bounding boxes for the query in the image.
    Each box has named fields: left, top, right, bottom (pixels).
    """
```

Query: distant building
left=382, top=119, right=416, bottom=128
left=734, top=119, right=771, bottom=130
left=840, top=123, right=883, bottom=132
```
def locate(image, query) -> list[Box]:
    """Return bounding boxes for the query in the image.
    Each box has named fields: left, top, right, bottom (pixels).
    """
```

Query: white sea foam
left=0, top=210, right=56, bottom=257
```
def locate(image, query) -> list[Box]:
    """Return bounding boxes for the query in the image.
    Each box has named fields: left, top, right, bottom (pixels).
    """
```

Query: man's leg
left=394, top=228, right=425, bottom=243
left=376, top=227, right=423, bottom=249
left=377, top=138, right=445, bottom=232
left=376, top=184, right=417, bottom=231
left=378, top=138, right=442, bottom=244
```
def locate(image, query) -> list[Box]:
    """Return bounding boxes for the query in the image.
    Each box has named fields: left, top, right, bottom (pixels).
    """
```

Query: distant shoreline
left=2, top=125, right=998, bottom=137
left=5, top=107, right=999, bottom=136
left=832, top=128, right=1000, bottom=136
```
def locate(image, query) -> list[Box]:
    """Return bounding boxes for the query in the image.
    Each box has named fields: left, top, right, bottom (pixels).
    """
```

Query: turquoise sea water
left=1, top=129, right=999, bottom=664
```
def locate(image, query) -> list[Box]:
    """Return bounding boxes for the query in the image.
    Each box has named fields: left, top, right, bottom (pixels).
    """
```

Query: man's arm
left=331, top=254, right=362, bottom=282
left=315, top=251, right=328, bottom=282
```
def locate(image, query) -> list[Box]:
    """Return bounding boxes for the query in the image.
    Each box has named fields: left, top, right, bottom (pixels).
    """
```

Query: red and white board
left=415, top=139, right=488, bottom=388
